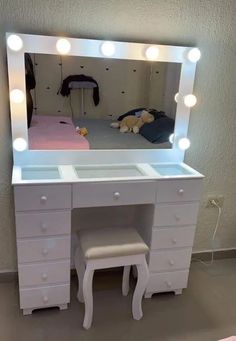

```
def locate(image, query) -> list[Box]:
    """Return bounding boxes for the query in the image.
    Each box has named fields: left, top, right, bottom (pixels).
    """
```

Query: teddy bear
left=110, top=110, right=154, bottom=134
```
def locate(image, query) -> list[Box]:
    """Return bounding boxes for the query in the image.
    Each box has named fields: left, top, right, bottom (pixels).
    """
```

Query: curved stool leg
left=132, top=257, right=149, bottom=320
left=74, top=247, right=85, bottom=303
left=83, top=265, right=94, bottom=330
left=122, top=266, right=131, bottom=296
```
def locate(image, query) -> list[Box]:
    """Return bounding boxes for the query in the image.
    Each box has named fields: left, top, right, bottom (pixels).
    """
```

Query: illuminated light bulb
left=174, top=93, right=179, bottom=103
left=187, top=48, right=201, bottom=62
left=169, top=133, right=175, bottom=144
left=10, top=89, right=25, bottom=103
left=145, top=46, right=159, bottom=60
left=56, top=38, right=71, bottom=54
left=13, top=138, right=27, bottom=152
left=184, top=94, right=197, bottom=108
left=101, top=41, right=115, bottom=57
left=7, top=34, right=23, bottom=51
left=178, top=137, right=191, bottom=150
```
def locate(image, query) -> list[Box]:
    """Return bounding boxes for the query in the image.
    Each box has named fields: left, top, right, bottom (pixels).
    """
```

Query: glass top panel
left=151, top=164, right=192, bottom=176
left=75, top=165, right=144, bottom=178
left=21, top=167, right=60, bottom=180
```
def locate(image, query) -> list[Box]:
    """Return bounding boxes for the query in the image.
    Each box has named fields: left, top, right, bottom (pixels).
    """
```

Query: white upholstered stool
left=74, top=227, right=149, bottom=329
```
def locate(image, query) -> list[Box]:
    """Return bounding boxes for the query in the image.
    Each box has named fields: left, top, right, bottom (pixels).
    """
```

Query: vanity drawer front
left=151, top=227, right=195, bottom=250
left=17, top=236, right=70, bottom=263
left=20, top=284, right=70, bottom=309
left=14, top=185, right=71, bottom=211
left=18, top=260, right=70, bottom=287
left=16, top=211, right=71, bottom=238
left=72, top=181, right=156, bottom=208
left=156, top=179, right=202, bottom=203
left=146, top=270, right=189, bottom=293
left=154, top=203, right=199, bottom=227
left=149, top=248, right=192, bottom=272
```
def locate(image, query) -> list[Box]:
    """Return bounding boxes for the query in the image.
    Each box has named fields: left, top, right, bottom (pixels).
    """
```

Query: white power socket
left=206, top=195, right=224, bottom=208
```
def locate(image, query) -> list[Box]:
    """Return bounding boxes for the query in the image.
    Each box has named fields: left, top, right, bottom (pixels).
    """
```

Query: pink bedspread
left=29, top=115, right=90, bottom=150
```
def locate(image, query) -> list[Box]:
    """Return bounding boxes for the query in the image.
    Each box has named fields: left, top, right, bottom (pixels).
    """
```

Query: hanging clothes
left=25, top=53, right=36, bottom=128
left=60, top=74, right=100, bottom=106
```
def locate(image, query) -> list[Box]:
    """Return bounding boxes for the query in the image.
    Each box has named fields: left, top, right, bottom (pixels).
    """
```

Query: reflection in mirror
left=25, top=53, right=181, bottom=150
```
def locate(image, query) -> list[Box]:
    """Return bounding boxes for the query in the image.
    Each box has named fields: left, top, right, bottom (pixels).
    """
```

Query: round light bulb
left=7, top=34, right=23, bottom=51
left=56, top=38, right=71, bottom=54
left=10, top=89, right=25, bottom=103
left=184, top=94, right=197, bottom=108
left=169, top=133, right=175, bottom=144
left=188, top=48, right=201, bottom=62
left=178, top=137, right=191, bottom=150
left=174, top=93, right=179, bottom=103
left=145, top=46, right=159, bottom=61
left=101, top=41, right=115, bottom=57
left=13, top=138, right=27, bottom=152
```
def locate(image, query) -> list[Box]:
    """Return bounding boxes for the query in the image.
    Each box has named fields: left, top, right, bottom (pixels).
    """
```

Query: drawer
left=14, top=185, right=71, bottom=211
left=156, top=179, right=202, bottom=203
left=20, top=284, right=70, bottom=309
left=18, top=260, right=70, bottom=287
left=149, top=248, right=192, bottom=272
left=154, top=203, right=199, bottom=227
left=16, top=211, right=71, bottom=238
left=146, top=270, right=189, bottom=293
left=17, top=236, right=70, bottom=263
left=73, top=181, right=156, bottom=208
left=151, top=227, right=195, bottom=250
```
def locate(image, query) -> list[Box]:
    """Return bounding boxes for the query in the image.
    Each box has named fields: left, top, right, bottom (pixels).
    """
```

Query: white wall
left=0, top=0, right=236, bottom=271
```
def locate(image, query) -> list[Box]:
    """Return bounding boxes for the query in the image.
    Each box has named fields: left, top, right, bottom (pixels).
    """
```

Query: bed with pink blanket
left=28, top=115, right=90, bottom=150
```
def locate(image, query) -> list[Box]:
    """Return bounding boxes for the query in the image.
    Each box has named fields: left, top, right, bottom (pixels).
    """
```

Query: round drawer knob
left=169, top=260, right=174, bottom=266
left=41, top=273, right=48, bottom=281
left=43, top=295, right=49, bottom=303
left=40, top=196, right=47, bottom=203
left=42, top=248, right=48, bottom=256
left=41, top=223, right=47, bottom=231
left=178, top=189, right=184, bottom=195
left=113, top=192, right=120, bottom=200
left=171, top=238, right=177, bottom=244
left=166, top=281, right=172, bottom=288
left=175, top=215, right=181, bottom=221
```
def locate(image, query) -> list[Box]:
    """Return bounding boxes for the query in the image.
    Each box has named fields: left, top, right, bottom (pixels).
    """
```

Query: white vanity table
left=6, top=32, right=204, bottom=315
left=12, top=163, right=203, bottom=314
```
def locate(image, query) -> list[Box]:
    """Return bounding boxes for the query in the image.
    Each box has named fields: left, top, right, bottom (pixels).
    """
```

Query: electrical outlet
left=206, top=195, right=224, bottom=208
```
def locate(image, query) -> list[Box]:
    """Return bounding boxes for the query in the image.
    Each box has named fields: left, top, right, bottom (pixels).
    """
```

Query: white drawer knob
left=41, top=273, right=48, bottom=281
left=166, top=281, right=172, bottom=288
left=40, top=196, right=47, bottom=203
left=175, top=215, right=181, bottom=221
left=113, top=192, right=120, bottom=200
left=171, top=238, right=177, bottom=245
left=169, top=260, right=174, bottom=266
left=41, top=223, right=47, bottom=231
left=43, top=295, right=49, bottom=303
left=178, top=189, right=184, bottom=195
left=42, top=248, right=48, bottom=256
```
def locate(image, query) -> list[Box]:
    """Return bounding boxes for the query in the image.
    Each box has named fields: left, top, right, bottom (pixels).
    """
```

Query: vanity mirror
left=6, top=33, right=200, bottom=165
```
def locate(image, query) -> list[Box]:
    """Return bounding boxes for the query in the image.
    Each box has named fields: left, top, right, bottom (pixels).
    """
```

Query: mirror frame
left=6, top=33, right=198, bottom=166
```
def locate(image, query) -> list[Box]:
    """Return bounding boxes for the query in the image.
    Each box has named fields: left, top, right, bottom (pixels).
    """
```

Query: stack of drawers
left=14, top=184, right=72, bottom=315
left=145, top=178, right=202, bottom=298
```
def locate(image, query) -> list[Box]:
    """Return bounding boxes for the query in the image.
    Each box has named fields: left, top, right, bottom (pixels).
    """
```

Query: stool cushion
left=77, top=228, right=149, bottom=260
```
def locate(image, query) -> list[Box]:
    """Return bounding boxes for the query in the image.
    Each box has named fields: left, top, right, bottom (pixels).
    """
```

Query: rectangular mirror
left=26, top=53, right=181, bottom=150
left=7, top=33, right=198, bottom=165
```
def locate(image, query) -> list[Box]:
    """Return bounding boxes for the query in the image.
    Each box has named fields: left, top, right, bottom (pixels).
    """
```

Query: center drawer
left=149, top=248, right=192, bottom=272
left=72, top=181, right=156, bottom=208
left=17, top=236, right=70, bottom=263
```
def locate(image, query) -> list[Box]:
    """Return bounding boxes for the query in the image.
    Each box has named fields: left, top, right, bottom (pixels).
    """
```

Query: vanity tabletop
left=12, top=163, right=204, bottom=185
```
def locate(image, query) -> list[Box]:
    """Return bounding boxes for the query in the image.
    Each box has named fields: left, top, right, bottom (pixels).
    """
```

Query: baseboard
left=1, top=249, right=236, bottom=283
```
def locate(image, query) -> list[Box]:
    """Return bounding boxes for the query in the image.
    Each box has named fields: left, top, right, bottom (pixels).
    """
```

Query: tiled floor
left=1, top=259, right=236, bottom=341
